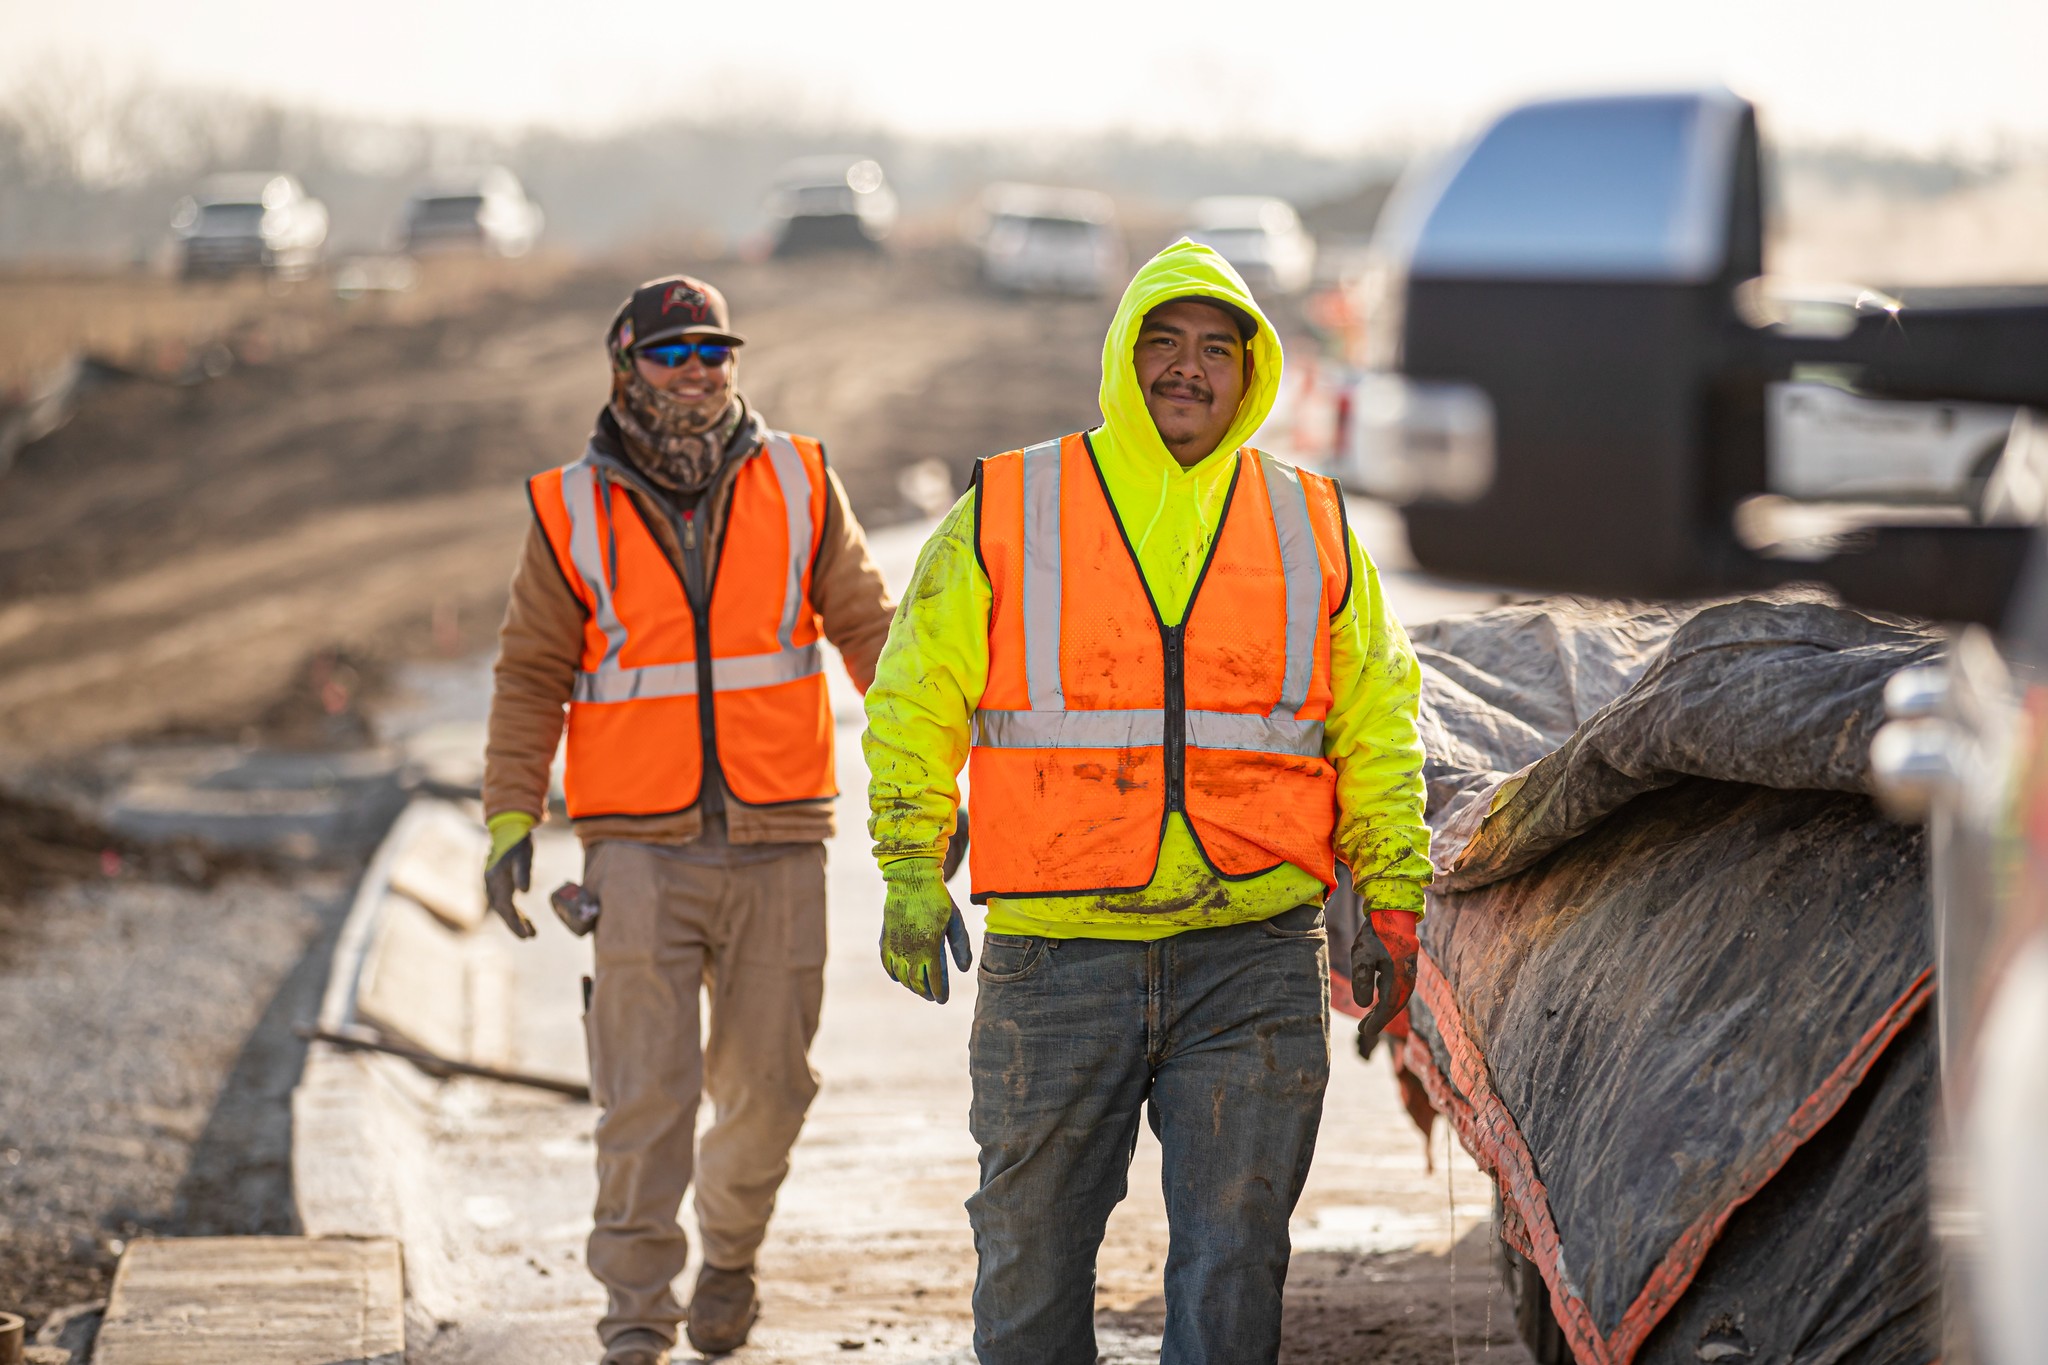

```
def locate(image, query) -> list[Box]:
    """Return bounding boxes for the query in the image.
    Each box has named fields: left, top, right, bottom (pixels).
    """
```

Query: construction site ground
left=0, top=252, right=1518, bottom=1361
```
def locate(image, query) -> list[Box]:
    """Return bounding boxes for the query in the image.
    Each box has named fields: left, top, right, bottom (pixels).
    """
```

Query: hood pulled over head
left=1098, top=239, right=1282, bottom=473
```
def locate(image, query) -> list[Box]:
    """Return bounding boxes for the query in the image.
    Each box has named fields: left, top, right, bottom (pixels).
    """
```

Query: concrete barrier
left=291, top=794, right=587, bottom=1340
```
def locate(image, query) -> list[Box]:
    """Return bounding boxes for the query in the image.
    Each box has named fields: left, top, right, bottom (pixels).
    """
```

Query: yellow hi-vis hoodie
left=862, top=241, right=1430, bottom=939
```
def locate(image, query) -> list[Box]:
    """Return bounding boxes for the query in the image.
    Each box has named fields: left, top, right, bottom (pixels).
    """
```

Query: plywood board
left=95, top=1236, right=402, bottom=1365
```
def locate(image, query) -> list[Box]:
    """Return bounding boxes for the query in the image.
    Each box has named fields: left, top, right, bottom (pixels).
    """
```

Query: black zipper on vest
left=675, top=508, right=718, bottom=781
left=1074, top=436, right=1241, bottom=825
left=591, top=453, right=729, bottom=806
left=1163, top=624, right=1186, bottom=813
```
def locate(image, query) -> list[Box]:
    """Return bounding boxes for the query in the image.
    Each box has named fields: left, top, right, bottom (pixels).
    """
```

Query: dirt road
left=0, top=253, right=1516, bottom=1358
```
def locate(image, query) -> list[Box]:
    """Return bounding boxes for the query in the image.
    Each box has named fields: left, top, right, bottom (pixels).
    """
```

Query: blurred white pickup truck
left=1767, top=379, right=2016, bottom=516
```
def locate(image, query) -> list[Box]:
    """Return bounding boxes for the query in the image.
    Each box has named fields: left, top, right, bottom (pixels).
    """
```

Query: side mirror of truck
left=1363, top=87, right=2048, bottom=626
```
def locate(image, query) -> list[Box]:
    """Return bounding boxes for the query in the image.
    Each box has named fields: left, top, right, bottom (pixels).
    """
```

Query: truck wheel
left=1494, top=1192, right=1578, bottom=1365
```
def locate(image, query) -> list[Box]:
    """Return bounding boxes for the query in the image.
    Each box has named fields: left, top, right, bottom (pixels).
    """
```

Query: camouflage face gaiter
left=605, top=328, right=744, bottom=494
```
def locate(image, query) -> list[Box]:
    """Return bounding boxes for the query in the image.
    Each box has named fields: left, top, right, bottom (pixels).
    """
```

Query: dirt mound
left=0, top=790, right=270, bottom=895
left=0, top=789, right=269, bottom=918
left=0, top=252, right=1118, bottom=763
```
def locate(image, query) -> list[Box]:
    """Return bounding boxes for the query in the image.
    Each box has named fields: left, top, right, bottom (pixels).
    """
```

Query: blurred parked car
left=974, top=183, right=1125, bottom=296
left=1331, top=369, right=1494, bottom=506
left=1182, top=196, right=1316, bottom=296
left=172, top=173, right=328, bottom=279
left=401, top=168, right=543, bottom=257
left=766, top=156, right=897, bottom=256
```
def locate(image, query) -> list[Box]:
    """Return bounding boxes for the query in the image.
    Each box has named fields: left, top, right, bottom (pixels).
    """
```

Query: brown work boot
left=685, top=1263, right=759, bottom=1355
left=600, top=1328, right=672, bottom=1365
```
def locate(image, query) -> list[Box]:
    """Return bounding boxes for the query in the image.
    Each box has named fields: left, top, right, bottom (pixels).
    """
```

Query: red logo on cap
left=661, top=283, right=710, bottom=321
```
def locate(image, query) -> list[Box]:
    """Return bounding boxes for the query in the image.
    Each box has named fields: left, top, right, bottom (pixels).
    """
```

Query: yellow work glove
left=879, top=856, right=972, bottom=1004
left=483, top=811, right=537, bottom=940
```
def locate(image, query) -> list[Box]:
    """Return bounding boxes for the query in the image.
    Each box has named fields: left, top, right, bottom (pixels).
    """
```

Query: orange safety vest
left=528, top=433, right=833, bottom=820
left=969, top=432, right=1350, bottom=901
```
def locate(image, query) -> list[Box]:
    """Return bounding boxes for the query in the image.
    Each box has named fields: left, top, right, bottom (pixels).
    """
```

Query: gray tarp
left=1401, top=592, right=1944, bottom=1365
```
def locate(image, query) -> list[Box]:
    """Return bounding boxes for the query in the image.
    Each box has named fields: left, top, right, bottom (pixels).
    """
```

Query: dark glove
left=1351, top=908, right=1419, bottom=1059
left=484, top=831, right=537, bottom=940
left=941, top=808, right=971, bottom=882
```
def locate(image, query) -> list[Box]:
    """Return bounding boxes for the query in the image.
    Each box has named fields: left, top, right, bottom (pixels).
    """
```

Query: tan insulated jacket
left=484, top=423, right=896, bottom=846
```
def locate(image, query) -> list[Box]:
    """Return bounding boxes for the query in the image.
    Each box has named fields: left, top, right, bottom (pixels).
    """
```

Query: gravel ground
left=0, top=865, right=353, bottom=1332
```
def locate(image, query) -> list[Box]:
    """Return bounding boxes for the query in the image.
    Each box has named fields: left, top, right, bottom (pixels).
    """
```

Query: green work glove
left=879, top=856, right=972, bottom=1004
left=484, top=811, right=537, bottom=940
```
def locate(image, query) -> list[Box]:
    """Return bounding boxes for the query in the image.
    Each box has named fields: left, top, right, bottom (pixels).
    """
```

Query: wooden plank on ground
left=94, top=1236, right=402, bottom=1365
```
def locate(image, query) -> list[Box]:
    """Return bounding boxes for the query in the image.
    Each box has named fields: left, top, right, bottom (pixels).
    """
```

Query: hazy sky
left=4, top=0, right=2043, bottom=153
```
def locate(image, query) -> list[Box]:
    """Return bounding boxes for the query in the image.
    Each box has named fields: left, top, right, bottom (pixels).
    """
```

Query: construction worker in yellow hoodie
left=862, top=241, right=1431, bottom=1364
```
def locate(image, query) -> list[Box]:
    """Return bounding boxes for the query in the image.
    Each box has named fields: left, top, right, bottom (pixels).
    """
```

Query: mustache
left=1150, top=376, right=1212, bottom=402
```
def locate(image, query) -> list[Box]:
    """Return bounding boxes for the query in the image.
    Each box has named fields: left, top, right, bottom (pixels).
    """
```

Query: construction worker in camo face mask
left=863, top=241, right=1431, bottom=1364
left=480, top=275, right=896, bottom=1364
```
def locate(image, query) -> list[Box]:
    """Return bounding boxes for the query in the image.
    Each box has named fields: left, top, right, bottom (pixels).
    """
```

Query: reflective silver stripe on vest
left=973, top=707, right=1321, bottom=756
left=1021, top=439, right=1064, bottom=710
left=974, top=446, right=1330, bottom=760
left=572, top=644, right=824, bottom=703
left=1186, top=710, right=1324, bottom=757
left=764, top=433, right=814, bottom=652
left=561, top=453, right=627, bottom=671
left=561, top=437, right=823, bottom=705
left=973, top=707, right=1164, bottom=749
left=1260, top=452, right=1322, bottom=721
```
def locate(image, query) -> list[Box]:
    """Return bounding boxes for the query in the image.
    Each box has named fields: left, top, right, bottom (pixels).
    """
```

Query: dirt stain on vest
left=1070, top=878, right=1238, bottom=921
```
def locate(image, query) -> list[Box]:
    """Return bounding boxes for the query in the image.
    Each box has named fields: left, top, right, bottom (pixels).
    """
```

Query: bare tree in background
left=4, top=64, right=2031, bottom=276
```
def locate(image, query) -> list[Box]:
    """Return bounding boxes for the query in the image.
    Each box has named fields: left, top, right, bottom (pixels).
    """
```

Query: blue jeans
left=966, top=902, right=1332, bottom=1365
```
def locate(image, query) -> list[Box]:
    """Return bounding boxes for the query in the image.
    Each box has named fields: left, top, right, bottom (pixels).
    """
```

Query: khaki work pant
left=581, top=839, right=828, bottom=1347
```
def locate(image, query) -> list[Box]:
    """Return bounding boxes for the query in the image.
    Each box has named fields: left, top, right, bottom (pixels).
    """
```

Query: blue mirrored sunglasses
left=637, top=341, right=733, bottom=369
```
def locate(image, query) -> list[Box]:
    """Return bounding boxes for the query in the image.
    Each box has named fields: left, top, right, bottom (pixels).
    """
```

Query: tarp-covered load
left=1394, top=592, right=1944, bottom=1365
